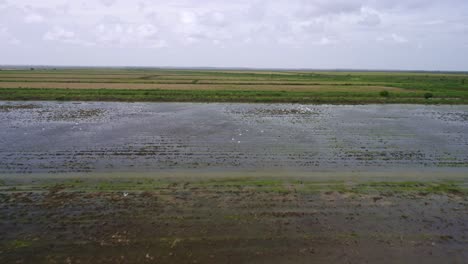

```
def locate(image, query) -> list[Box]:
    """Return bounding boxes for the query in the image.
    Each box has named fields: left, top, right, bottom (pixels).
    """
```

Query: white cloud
left=0, top=26, right=21, bottom=45
left=376, top=33, right=409, bottom=44
left=94, top=23, right=166, bottom=48
left=358, top=7, right=381, bottom=26
left=317, top=37, right=333, bottom=45
left=100, top=0, right=117, bottom=7
left=43, top=27, right=76, bottom=41
left=43, top=27, right=94, bottom=46
left=0, top=0, right=467, bottom=69
left=180, top=11, right=197, bottom=25
left=391, top=33, right=408, bottom=43
left=24, top=13, right=44, bottom=23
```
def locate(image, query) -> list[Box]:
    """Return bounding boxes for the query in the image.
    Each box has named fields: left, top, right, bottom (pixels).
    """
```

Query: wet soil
left=0, top=176, right=467, bottom=264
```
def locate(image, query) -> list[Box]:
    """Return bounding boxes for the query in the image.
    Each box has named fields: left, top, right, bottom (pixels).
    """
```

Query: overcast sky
left=1, top=0, right=467, bottom=70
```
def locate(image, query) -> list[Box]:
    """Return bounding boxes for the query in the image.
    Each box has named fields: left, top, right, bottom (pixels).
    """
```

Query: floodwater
left=0, top=101, right=467, bottom=174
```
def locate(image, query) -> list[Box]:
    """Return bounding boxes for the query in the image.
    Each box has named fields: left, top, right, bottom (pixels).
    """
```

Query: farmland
left=0, top=68, right=467, bottom=103
left=1, top=70, right=468, bottom=263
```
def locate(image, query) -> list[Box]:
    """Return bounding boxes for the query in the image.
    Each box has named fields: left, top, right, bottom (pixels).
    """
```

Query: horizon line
left=1, top=64, right=467, bottom=74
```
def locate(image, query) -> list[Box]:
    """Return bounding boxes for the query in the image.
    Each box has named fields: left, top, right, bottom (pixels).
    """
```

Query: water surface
left=1, top=102, right=467, bottom=173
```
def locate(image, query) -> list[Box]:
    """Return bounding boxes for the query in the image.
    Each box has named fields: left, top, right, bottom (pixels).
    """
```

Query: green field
left=0, top=68, right=467, bottom=103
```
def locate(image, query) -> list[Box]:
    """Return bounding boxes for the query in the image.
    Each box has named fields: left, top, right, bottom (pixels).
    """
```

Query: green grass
left=6, top=240, right=32, bottom=249
left=1, top=88, right=466, bottom=104
left=0, top=69, right=467, bottom=104
left=332, top=181, right=467, bottom=195
left=4, top=177, right=465, bottom=196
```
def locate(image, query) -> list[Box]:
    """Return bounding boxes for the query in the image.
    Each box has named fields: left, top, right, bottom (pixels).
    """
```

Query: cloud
left=377, top=33, right=409, bottom=44
left=316, top=37, right=333, bottom=45
left=358, top=7, right=381, bottom=26
left=24, top=13, right=44, bottom=23
left=391, top=33, right=408, bottom=43
left=94, top=22, right=166, bottom=48
left=43, top=27, right=76, bottom=41
left=295, top=0, right=363, bottom=17
left=0, top=26, right=21, bottom=45
left=100, top=0, right=118, bottom=7
left=0, top=0, right=467, bottom=70
left=201, top=12, right=228, bottom=28
left=43, top=26, right=94, bottom=46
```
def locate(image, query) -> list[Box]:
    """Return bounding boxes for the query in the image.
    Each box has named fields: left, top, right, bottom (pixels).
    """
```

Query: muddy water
left=0, top=102, right=467, bottom=174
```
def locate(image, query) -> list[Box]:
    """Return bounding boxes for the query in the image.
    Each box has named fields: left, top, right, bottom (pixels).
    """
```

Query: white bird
left=123, top=192, right=129, bottom=197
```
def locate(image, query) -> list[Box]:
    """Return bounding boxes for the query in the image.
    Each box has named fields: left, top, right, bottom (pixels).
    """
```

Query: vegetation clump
left=379, top=90, right=390, bottom=97
left=424, top=92, right=433, bottom=99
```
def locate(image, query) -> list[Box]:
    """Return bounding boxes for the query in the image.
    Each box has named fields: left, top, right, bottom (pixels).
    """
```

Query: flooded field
left=1, top=101, right=467, bottom=263
left=0, top=102, right=467, bottom=173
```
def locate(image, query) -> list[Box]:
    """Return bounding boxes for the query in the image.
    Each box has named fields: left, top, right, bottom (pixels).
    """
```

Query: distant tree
left=30, top=68, right=35, bottom=71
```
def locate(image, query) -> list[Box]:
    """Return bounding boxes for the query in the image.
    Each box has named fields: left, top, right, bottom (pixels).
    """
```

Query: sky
left=0, top=0, right=467, bottom=70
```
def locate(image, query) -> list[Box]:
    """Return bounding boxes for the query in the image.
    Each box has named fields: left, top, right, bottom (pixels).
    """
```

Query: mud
left=0, top=102, right=467, bottom=173
left=0, top=175, right=467, bottom=264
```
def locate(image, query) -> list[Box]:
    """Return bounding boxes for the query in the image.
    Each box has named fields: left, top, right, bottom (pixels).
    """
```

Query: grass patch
left=348, top=181, right=466, bottom=195
left=0, top=88, right=466, bottom=104
left=7, top=240, right=32, bottom=249
left=195, top=178, right=290, bottom=193
left=3, top=177, right=467, bottom=196
left=298, top=181, right=467, bottom=196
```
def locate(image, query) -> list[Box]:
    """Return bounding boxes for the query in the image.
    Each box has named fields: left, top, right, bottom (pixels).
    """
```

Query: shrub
left=379, top=90, right=390, bottom=97
left=424, top=93, right=433, bottom=99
